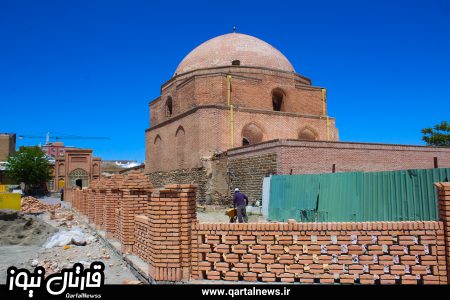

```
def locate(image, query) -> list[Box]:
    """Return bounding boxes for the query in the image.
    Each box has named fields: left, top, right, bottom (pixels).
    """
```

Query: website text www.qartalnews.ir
left=201, top=287, right=291, bottom=297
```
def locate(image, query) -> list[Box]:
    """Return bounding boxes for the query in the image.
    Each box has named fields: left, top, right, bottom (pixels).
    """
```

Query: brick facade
left=147, top=167, right=207, bottom=203
left=228, top=153, right=277, bottom=201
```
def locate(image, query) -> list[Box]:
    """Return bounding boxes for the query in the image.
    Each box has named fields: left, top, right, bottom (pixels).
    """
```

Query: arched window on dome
left=165, top=97, right=173, bottom=117
left=272, top=89, right=285, bottom=112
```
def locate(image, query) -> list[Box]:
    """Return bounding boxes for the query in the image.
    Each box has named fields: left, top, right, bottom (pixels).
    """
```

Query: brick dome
left=174, top=33, right=295, bottom=75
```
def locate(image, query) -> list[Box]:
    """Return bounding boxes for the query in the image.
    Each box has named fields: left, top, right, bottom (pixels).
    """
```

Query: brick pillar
left=147, top=184, right=196, bottom=282
left=436, top=182, right=450, bottom=284
left=72, top=189, right=79, bottom=211
left=118, top=171, right=153, bottom=254
left=87, top=179, right=99, bottom=224
left=94, top=177, right=108, bottom=229
left=81, top=190, right=88, bottom=216
left=104, top=174, right=124, bottom=239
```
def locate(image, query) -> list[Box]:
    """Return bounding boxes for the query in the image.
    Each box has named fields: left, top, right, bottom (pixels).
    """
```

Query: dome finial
left=232, top=25, right=236, bottom=33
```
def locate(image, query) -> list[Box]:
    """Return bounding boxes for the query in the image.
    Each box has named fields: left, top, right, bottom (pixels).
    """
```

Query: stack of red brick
left=191, top=221, right=447, bottom=284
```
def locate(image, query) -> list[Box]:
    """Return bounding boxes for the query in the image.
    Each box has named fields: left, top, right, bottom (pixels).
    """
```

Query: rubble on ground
left=21, top=197, right=61, bottom=214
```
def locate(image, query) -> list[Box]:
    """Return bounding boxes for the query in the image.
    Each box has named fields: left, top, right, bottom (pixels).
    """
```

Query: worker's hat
left=234, top=188, right=240, bottom=192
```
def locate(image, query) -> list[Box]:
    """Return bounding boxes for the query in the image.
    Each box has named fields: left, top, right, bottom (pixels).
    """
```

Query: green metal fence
left=268, top=168, right=450, bottom=222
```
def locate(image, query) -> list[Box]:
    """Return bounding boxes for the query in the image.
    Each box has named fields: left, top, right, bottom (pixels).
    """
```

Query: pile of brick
left=191, top=221, right=446, bottom=284
left=21, top=197, right=61, bottom=213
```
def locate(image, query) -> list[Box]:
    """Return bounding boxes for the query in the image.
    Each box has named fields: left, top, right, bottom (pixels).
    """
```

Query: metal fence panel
left=268, top=168, right=450, bottom=222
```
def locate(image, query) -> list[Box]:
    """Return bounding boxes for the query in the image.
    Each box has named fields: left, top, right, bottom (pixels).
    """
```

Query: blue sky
left=1, top=0, right=449, bottom=161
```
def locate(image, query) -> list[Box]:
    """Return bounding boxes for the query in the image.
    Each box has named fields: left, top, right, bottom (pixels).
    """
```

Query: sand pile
left=0, top=211, right=56, bottom=246
left=21, top=196, right=61, bottom=213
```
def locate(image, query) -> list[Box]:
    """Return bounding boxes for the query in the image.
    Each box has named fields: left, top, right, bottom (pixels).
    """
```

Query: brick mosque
left=145, top=32, right=450, bottom=204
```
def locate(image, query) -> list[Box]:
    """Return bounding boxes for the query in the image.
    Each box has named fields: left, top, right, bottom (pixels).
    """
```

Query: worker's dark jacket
left=233, top=192, right=248, bottom=207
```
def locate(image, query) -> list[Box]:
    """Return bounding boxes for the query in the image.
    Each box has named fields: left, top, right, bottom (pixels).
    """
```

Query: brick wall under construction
left=71, top=175, right=450, bottom=285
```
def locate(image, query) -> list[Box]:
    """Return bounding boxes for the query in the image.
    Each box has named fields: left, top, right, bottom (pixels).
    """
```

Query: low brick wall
left=191, top=221, right=447, bottom=284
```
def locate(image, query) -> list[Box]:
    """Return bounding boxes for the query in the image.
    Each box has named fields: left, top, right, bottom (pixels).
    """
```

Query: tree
left=422, top=121, right=450, bottom=147
left=6, top=146, right=53, bottom=195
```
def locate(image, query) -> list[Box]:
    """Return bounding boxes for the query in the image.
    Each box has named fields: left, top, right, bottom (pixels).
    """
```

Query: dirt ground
left=0, top=198, right=139, bottom=285
left=197, top=205, right=267, bottom=223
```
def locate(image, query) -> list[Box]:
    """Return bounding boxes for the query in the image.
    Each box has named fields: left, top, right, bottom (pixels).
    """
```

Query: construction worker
left=233, top=188, right=248, bottom=223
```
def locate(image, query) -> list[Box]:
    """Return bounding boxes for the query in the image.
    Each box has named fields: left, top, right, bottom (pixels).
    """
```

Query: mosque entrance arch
left=68, top=168, right=89, bottom=189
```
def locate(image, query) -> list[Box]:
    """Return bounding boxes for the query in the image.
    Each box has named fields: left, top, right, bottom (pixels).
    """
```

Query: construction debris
left=43, top=227, right=87, bottom=248
left=21, top=196, right=61, bottom=214
left=122, top=279, right=142, bottom=285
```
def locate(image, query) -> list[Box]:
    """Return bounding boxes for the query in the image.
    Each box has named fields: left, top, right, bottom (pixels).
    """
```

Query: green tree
left=6, top=146, right=53, bottom=195
left=422, top=121, right=450, bottom=146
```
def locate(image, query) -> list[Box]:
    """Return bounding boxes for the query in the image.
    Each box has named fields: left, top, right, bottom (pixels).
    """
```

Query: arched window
left=153, top=135, right=162, bottom=171
left=298, top=127, right=317, bottom=141
left=166, top=97, right=173, bottom=117
left=175, top=126, right=186, bottom=169
left=272, top=89, right=284, bottom=111
left=242, top=123, right=263, bottom=146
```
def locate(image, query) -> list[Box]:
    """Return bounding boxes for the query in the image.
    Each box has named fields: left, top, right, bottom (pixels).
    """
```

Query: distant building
left=42, top=141, right=67, bottom=158
left=0, top=133, right=16, bottom=162
left=101, top=160, right=141, bottom=176
left=118, top=163, right=145, bottom=175
left=47, top=143, right=101, bottom=192
left=0, top=133, right=16, bottom=184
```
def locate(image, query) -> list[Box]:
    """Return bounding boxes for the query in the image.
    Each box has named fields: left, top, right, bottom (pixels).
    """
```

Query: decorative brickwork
left=135, top=215, right=150, bottom=263
left=191, top=221, right=447, bottom=284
